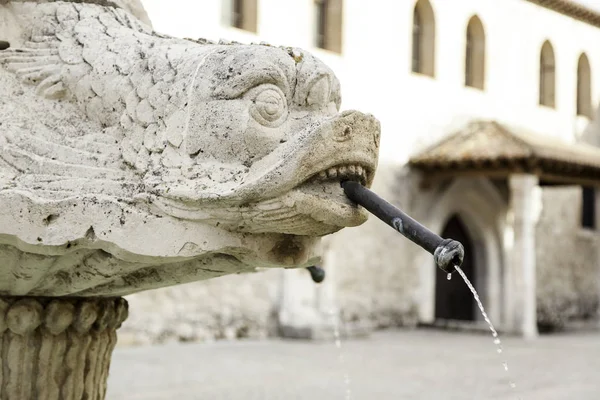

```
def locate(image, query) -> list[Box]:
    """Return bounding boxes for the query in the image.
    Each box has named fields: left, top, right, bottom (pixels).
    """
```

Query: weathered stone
left=0, top=296, right=127, bottom=400
left=0, top=1, right=380, bottom=298
left=120, top=268, right=281, bottom=344
left=0, top=0, right=381, bottom=398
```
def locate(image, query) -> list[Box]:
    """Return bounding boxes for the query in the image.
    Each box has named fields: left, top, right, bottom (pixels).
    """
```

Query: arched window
left=539, top=41, right=556, bottom=108
left=577, top=53, right=592, bottom=118
left=411, top=0, right=435, bottom=77
left=465, top=16, right=485, bottom=90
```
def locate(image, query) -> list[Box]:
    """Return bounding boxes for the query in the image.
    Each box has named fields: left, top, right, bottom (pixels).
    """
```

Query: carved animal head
left=0, top=1, right=380, bottom=296
left=151, top=45, right=381, bottom=237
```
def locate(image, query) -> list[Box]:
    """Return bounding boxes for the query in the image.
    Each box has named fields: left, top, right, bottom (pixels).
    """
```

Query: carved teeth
left=311, top=164, right=371, bottom=185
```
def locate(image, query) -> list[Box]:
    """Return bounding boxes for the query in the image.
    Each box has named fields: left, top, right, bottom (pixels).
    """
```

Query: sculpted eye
left=249, top=85, right=288, bottom=127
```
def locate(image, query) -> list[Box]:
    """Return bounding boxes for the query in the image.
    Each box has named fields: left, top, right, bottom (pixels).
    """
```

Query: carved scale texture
left=0, top=297, right=128, bottom=400
left=0, top=1, right=211, bottom=193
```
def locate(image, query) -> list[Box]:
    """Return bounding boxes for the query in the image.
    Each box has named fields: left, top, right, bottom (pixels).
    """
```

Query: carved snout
left=290, top=110, right=381, bottom=189
left=330, top=110, right=381, bottom=146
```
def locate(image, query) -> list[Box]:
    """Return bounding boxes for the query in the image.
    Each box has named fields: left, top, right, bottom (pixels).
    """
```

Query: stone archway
left=415, top=177, right=507, bottom=327
left=435, top=214, right=476, bottom=321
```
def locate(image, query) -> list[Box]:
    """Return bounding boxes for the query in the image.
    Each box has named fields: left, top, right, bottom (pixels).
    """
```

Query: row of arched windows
left=411, top=0, right=594, bottom=118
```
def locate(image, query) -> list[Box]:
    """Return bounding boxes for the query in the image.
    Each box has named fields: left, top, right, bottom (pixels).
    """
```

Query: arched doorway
left=416, top=177, right=504, bottom=326
left=435, top=214, right=476, bottom=321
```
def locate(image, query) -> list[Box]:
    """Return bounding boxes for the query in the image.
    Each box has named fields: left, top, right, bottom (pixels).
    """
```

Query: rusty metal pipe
left=341, top=181, right=464, bottom=273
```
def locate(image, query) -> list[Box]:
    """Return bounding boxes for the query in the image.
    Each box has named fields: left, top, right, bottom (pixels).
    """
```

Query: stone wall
left=535, top=187, right=600, bottom=331
left=119, top=269, right=282, bottom=345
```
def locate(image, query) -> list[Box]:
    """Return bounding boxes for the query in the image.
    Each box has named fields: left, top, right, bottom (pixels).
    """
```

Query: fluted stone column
left=0, top=297, right=128, bottom=400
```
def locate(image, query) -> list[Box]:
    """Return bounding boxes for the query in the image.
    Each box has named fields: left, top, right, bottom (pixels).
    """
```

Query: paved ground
left=107, top=329, right=600, bottom=399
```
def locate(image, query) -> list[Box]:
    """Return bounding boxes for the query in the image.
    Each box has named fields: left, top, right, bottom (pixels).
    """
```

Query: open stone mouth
left=307, top=164, right=372, bottom=186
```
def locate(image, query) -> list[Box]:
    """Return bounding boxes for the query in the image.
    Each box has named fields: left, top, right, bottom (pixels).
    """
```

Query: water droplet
left=492, top=331, right=498, bottom=338
left=497, top=348, right=503, bottom=354
left=493, top=338, right=501, bottom=345
left=502, top=362, right=508, bottom=371
left=509, top=381, right=516, bottom=388
left=447, top=273, right=452, bottom=281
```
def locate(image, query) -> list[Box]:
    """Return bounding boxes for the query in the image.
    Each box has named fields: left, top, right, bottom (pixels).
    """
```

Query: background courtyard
left=108, top=329, right=600, bottom=399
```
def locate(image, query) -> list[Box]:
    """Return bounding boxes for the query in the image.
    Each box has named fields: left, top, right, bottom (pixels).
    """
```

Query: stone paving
left=107, top=329, right=600, bottom=399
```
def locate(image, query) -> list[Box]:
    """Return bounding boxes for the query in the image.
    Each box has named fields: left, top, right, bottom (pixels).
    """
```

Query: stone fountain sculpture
left=0, top=0, right=380, bottom=398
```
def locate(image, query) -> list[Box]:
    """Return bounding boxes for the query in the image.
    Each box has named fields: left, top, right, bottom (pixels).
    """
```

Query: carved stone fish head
left=152, top=44, right=381, bottom=237
left=0, top=1, right=379, bottom=296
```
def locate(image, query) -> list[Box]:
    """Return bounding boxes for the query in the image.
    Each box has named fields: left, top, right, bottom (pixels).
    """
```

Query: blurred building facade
left=120, top=0, right=600, bottom=344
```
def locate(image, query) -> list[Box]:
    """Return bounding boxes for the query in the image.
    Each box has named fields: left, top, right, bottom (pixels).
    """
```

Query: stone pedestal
left=507, top=174, right=541, bottom=338
left=0, top=297, right=127, bottom=400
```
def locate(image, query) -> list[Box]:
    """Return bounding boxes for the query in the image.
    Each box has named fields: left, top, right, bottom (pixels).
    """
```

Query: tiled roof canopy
left=525, top=0, right=600, bottom=28
left=409, top=121, right=600, bottom=186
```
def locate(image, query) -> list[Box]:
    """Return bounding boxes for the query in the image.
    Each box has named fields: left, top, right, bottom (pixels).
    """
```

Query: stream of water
left=330, top=308, right=352, bottom=400
left=454, top=265, right=521, bottom=398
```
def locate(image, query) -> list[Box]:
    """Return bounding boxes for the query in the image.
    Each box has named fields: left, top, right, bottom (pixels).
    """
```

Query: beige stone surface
left=0, top=2, right=382, bottom=398
left=120, top=269, right=281, bottom=344
left=0, top=296, right=128, bottom=399
left=0, top=0, right=380, bottom=297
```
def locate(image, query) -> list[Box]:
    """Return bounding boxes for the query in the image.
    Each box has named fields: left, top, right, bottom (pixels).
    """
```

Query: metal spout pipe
left=341, top=181, right=464, bottom=273
left=306, top=266, right=326, bottom=283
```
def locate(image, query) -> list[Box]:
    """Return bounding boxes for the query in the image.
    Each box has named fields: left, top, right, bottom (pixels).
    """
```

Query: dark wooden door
left=435, top=215, right=476, bottom=321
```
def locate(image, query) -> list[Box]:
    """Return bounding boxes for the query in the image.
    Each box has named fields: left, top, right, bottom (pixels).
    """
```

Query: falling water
left=329, top=308, right=352, bottom=400
left=453, top=266, right=520, bottom=397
